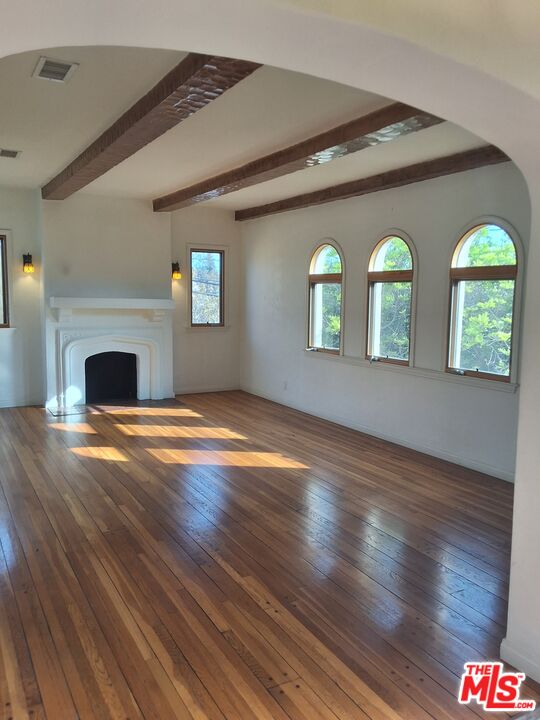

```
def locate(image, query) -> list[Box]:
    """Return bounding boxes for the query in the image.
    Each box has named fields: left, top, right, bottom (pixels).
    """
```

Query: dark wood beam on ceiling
left=234, top=145, right=510, bottom=221
left=41, top=53, right=261, bottom=200
left=152, top=102, right=443, bottom=212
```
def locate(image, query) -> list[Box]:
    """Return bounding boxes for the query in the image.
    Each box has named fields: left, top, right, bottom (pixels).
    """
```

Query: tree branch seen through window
left=448, top=224, right=517, bottom=380
left=190, top=249, right=224, bottom=326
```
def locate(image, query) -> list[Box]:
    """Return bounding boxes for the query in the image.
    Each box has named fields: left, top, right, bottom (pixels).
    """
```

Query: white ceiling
left=210, top=121, right=485, bottom=210
left=0, top=46, right=185, bottom=188
left=0, top=45, right=487, bottom=211
left=86, top=64, right=389, bottom=198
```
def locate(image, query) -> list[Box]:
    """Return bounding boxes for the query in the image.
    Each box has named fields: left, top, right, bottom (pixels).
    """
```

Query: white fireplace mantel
left=49, top=296, right=175, bottom=322
left=45, top=296, right=175, bottom=408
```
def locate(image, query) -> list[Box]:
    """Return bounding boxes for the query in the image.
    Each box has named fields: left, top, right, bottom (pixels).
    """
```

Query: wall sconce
left=23, top=253, right=35, bottom=274
left=171, top=261, right=181, bottom=280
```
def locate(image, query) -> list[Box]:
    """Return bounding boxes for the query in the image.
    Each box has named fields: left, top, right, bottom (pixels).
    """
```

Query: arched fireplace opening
left=85, top=351, right=137, bottom=403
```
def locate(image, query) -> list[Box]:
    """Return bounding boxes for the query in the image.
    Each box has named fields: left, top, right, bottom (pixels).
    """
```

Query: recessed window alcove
left=85, top=351, right=137, bottom=403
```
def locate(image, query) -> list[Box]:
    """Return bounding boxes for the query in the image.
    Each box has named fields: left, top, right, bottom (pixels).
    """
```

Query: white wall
left=171, top=206, right=242, bottom=394
left=240, top=163, right=530, bottom=481
left=42, top=194, right=171, bottom=299
left=0, top=186, right=44, bottom=407
left=503, top=172, right=540, bottom=681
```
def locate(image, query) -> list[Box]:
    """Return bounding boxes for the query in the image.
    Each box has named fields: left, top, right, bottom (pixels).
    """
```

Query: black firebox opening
left=85, top=351, right=137, bottom=403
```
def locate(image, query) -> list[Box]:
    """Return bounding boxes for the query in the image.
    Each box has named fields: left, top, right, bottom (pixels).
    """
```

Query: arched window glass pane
left=312, top=244, right=342, bottom=274
left=448, top=223, right=518, bottom=379
left=368, top=236, right=413, bottom=363
left=373, top=237, right=412, bottom=272
left=455, top=224, right=516, bottom=268
left=309, top=244, right=342, bottom=352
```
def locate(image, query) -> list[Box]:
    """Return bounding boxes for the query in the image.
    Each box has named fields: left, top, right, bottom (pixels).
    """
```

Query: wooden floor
left=0, top=390, right=537, bottom=719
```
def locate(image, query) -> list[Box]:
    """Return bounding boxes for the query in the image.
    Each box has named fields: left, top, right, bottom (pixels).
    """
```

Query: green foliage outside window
left=313, top=283, right=341, bottom=349
left=370, top=237, right=413, bottom=360
left=310, top=245, right=342, bottom=349
left=375, top=236, right=412, bottom=271
left=454, top=225, right=516, bottom=375
left=375, top=281, right=411, bottom=359
left=308, top=227, right=517, bottom=375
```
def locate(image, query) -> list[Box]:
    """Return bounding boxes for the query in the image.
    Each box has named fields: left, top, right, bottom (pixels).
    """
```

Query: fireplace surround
left=45, top=297, right=175, bottom=410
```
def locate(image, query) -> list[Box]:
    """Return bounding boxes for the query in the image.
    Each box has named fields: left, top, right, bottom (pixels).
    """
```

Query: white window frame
left=306, top=239, right=345, bottom=355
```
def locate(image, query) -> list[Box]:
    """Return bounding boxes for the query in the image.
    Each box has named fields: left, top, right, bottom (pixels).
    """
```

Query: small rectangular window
left=190, top=249, right=224, bottom=327
left=0, top=236, right=8, bottom=327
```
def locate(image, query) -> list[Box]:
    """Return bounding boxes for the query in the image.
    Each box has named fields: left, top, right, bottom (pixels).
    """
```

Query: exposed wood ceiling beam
left=41, top=53, right=261, bottom=200
left=235, top=145, right=510, bottom=221
left=153, top=103, right=443, bottom=212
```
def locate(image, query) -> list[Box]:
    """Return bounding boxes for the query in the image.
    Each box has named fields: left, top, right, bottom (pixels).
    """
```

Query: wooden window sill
left=368, top=356, right=409, bottom=367
left=183, top=325, right=232, bottom=334
left=446, top=367, right=510, bottom=383
left=306, top=347, right=340, bottom=355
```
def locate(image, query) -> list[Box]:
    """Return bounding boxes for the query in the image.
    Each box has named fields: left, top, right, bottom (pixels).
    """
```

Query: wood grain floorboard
left=0, top=390, right=537, bottom=719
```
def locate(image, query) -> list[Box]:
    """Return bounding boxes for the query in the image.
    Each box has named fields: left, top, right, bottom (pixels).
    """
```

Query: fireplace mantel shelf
left=49, top=296, right=175, bottom=322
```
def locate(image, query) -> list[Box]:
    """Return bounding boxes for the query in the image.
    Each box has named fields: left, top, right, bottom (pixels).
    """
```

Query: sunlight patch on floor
left=71, top=447, right=129, bottom=461
left=146, top=448, right=308, bottom=468
left=115, top=424, right=246, bottom=439
left=101, top=407, right=202, bottom=417
left=49, top=422, right=97, bottom=434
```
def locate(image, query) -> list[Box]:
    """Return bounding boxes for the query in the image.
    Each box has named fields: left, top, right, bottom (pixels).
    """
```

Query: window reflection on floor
left=115, top=424, right=246, bottom=439
left=49, top=422, right=97, bottom=434
left=146, top=448, right=308, bottom=468
left=71, top=446, right=129, bottom=461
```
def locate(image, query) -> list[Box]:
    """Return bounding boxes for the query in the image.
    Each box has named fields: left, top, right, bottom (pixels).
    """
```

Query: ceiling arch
left=1, top=0, right=538, bottom=185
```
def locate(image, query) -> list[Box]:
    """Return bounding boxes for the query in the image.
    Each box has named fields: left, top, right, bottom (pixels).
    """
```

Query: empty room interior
left=1, top=3, right=540, bottom=718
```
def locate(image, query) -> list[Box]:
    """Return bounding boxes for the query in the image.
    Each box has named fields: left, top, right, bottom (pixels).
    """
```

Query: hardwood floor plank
left=0, top=489, right=78, bottom=720
left=0, top=390, right=534, bottom=720
left=0, top=549, right=38, bottom=720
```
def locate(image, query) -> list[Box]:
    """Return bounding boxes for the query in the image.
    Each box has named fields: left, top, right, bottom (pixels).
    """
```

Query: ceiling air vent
left=32, top=56, right=79, bottom=83
left=0, top=149, right=21, bottom=159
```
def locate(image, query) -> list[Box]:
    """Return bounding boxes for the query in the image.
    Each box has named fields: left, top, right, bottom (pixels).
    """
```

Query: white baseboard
left=241, top=384, right=515, bottom=483
left=175, top=385, right=240, bottom=396
left=0, top=396, right=44, bottom=409
left=501, top=638, right=540, bottom=683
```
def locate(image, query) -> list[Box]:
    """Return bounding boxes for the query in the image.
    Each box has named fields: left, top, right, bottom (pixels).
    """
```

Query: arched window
left=448, top=223, right=518, bottom=381
left=367, top=235, right=413, bottom=364
left=308, top=243, right=343, bottom=353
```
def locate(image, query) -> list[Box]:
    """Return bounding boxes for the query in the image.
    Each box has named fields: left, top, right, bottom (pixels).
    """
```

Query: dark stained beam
left=42, top=53, right=261, bottom=200
left=235, top=145, right=510, bottom=221
left=153, top=103, right=443, bottom=212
